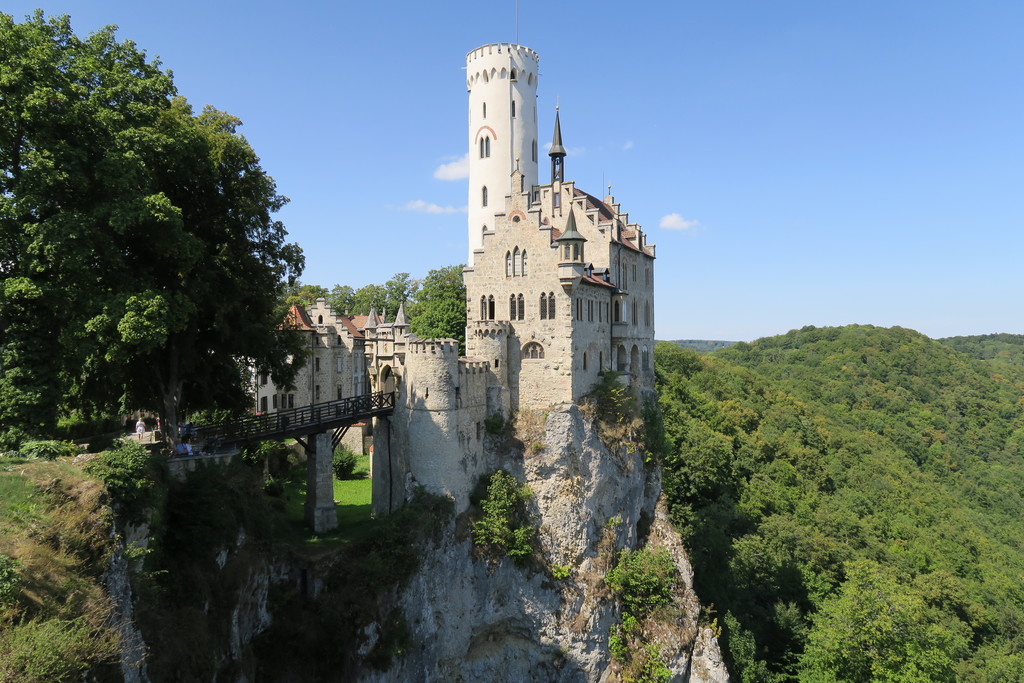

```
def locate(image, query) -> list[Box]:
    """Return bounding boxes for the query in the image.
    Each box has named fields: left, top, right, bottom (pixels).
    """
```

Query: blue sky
left=8, top=1, right=1023, bottom=341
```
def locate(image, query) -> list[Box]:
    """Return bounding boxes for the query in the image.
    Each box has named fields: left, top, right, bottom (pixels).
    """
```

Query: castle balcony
left=611, top=321, right=630, bottom=339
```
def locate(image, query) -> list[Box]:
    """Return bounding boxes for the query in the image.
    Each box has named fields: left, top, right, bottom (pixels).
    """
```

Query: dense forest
left=654, top=325, right=1024, bottom=681
left=667, top=340, right=738, bottom=354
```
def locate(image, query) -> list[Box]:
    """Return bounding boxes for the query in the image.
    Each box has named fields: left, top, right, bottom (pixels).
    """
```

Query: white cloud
left=622, top=140, right=634, bottom=151
left=403, top=200, right=467, bottom=215
left=433, top=153, right=469, bottom=180
left=660, top=213, right=699, bottom=231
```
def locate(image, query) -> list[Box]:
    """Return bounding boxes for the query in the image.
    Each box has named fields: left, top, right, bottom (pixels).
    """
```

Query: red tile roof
left=284, top=304, right=316, bottom=331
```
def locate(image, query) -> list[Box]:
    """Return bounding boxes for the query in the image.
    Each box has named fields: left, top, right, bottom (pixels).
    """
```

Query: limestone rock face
left=360, top=405, right=729, bottom=682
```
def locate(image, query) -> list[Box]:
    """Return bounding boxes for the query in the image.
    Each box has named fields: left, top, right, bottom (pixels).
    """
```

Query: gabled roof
left=284, top=304, right=316, bottom=332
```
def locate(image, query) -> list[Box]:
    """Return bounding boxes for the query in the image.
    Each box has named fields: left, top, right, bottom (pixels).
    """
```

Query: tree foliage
left=654, top=326, right=1024, bottom=680
left=0, top=12, right=304, bottom=444
left=408, top=264, right=466, bottom=349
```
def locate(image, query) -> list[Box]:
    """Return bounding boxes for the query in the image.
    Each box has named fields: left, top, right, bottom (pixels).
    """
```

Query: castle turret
left=466, top=43, right=539, bottom=265
left=549, top=107, right=566, bottom=183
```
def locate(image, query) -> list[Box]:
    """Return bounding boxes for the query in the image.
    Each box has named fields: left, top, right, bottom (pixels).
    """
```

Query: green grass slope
left=654, top=325, right=1024, bottom=682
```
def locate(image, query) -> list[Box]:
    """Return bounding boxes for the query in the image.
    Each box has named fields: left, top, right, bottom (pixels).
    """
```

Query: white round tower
left=466, top=43, right=539, bottom=264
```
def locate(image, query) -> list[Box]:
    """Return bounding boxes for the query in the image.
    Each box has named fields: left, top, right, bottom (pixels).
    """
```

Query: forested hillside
left=939, top=333, right=1024, bottom=367
left=654, top=325, right=1024, bottom=681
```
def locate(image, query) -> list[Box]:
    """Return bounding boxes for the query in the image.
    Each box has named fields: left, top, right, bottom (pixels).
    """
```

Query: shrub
left=18, top=440, right=80, bottom=460
left=240, top=439, right=292, bottom=475
left=483, top=413, right=506, bottom=435
left=54, top=413, right=122, bottom=440
left=605, top=548, right=677, bottom=619
left=0, top=554, right=20, bottom=605
left=551, top=563, right=572, bottom=580
left=0, top=615, right=119, bottom=682
left=84, top=438, right=162, bottom=523
left=472, top=470, right=535, bottom=565
left=332, top=446, right=358, bottom=480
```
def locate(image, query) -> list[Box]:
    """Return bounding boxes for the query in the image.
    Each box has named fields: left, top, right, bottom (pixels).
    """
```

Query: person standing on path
left=135, top=417, right=146, bottom=441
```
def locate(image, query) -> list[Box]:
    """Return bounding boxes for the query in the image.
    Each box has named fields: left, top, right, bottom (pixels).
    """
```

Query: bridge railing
left=195, top=391, right=395, bottom=444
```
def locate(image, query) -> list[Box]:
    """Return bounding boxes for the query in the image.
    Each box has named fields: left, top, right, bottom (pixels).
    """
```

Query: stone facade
left=258, top=42, right=658, bottom=519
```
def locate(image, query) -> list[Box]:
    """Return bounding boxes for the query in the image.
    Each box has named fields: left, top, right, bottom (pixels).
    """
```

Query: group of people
left=132, top=415, right=200, bottom=457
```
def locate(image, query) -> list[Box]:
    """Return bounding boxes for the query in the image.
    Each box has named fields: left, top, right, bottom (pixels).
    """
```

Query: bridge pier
left=304, top=432, right=337, bottom=533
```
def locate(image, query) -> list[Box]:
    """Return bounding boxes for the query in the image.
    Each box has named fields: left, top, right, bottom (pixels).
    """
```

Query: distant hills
left=665, top=339, right=738, bottom=353
left=654, top=325, right=1024, bottom=680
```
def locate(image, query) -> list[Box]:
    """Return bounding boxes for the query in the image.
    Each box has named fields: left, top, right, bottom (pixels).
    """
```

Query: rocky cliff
left=358, top=404, right=728, bottom=682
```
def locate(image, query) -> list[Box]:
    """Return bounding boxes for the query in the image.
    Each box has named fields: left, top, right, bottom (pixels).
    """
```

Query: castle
left=256, top=42, right=657, bottom=518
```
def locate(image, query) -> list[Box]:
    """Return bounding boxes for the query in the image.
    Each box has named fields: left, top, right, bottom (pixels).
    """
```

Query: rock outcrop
left=360, top=404, right=728, bottom=682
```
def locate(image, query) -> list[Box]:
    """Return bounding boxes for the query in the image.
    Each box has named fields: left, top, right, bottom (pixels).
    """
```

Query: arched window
left=517, top=293, right=524, bottom=320
left=510, top=68, right=517, bottom=81
left=480, top=296, right=487, bottom=320
left=613, top=301, right=621, bottom=322
left=547, top=292, right=555, bottom=319
left=509, top=294, right=516, bottom=320
left=505, top=251, right=512, bottom=277
left=317, top=315, right=323, bottom=324
left=539, top=293, right=547, bottom=320
left=632, top=301, right=638, bottom=325
left=523, top=342, right=544, bottom=359
left=480, top=136, right=491, bottom=158
left=482, top=186, right=488, bottom=206
left=482, top=224, right=488, bottom=237
left=487, top=295, right=495, bottom=320
left=522, top=250, right=528, bottom=275
left=513, top=247, right=521, bottom=276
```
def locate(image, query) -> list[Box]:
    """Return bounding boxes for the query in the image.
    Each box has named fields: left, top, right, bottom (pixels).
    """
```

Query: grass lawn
left=277, top=451, right=374, bottom=549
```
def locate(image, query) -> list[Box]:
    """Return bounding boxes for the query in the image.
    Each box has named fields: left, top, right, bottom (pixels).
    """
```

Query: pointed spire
left=555, top=208, right=586, bottom=243
left=549, top=106, right=566, bottom=183
left=394, top=301, right=409, bottom=327
left=365, top=308, right=378, bottom=330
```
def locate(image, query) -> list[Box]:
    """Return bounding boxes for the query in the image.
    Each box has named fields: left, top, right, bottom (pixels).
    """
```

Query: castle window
left=576, top=298, right=583, bottom=321
left=337, top=357, right=343, bottom=372
left=511, top=100, right=516, bottom=118
left=548, top=292, right=555, bottom=319
left=645, top=301, right=651, bottom=326
left=318, top=315, right=323, bottom=324
left=509, top=294, right=516, bottom=319
left=315, top=385, right=321, bottom=401
left=337, top=387, right=344, bottom=400
left=564, top=245, right=571, bottom=260
left=480, top=136, right=491, bottom=158
left=642, top=346, right=650, bottom=370
left=523, top=342, right=544, bottom=359
left=289, top=394, right=295, bottom=408
left=553, top=192, right=561, bottom=208
left=645, top=265, right=651, bottom=286
left=613, top=301, right=621, bottom=322
left=588, top=300, right=593, bottom=321
left=510, top=68, right=517, bottom=81
left=272, top=394, right=278, bottom=409
left=488, top=295, right=495, bottom=320
left=513, top=247, right=521, bottom=275
left=532, top=139, right=537, bottom=162
left=480, top=296, right=487, bottom=320
left=483, top=102, right=487, bottom=118
left=583, top=353, right=588, bottom=371
left=517, top=293, right=524, bottom=320
left=337, top=335, right=342, bottom=346
left=260, top=396, right=267, bottom=413
left=260, top=373, right=268, bottom=386
left=522, top=250, right=528, bottom=275
left=633, top=263, right=637, bottom=282
left=315, top=357, right=320, bottom=372
left=505, top=251, right=512, bottom=277
left=539, top=293, right=547, bottom=320
left=482, top=186, right=488, bottom=206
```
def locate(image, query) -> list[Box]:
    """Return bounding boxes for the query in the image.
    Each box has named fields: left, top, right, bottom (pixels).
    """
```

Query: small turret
left=556, top=209, right=587, bottom=289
